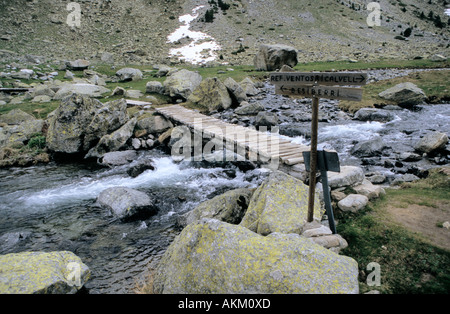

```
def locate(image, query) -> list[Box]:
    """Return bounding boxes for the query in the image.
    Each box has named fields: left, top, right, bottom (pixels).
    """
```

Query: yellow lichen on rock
left=0, top=251, right=90, bottom=294
left=153, top=219, right=359, bottom=294
left=240, top=171, right=323, bottom=235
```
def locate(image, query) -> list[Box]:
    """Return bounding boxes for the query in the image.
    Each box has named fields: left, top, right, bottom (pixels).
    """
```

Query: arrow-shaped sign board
left=275, top=84, right=363, bottom=101
left=270, top=72, right=368, bottom=86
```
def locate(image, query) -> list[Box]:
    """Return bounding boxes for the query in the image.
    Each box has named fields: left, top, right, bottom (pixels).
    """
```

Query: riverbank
left=0, top=60, right=449, bottom=294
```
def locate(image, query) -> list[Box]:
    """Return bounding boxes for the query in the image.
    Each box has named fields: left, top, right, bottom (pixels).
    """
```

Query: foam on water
left=320, top=121, right=384, bottom=142
left=13, top=156, right=260, bottom=212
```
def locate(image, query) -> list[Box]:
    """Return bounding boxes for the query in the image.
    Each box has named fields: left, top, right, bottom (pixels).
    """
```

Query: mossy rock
left=0, top=251, right=90, bottom=294
left=240, top=171, right=323, bottom=235
left=153, top=219, right=359, bottom=294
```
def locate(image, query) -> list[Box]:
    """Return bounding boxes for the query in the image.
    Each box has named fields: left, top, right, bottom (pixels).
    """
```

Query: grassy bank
left=339, top=69, right=450, bottom=113
left=337, top=167, right=450, bottom=294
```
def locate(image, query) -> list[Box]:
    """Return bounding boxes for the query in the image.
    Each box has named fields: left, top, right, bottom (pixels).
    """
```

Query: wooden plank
left=275, top=84, right=363, bottom=102
left=126, top=99, right=152, bottom=106
left=270, top=72, right=368, bottom=86
left=284, top=157, right=304, bottom=165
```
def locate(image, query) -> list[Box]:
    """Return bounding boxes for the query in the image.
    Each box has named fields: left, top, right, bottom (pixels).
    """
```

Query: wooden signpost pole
left=270, top=71, right=367, bottom=225
left=307, top=96, right=319, bottom=222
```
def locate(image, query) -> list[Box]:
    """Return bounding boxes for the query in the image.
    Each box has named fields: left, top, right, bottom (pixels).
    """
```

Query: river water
left=0, top=149, right=269, bottom=293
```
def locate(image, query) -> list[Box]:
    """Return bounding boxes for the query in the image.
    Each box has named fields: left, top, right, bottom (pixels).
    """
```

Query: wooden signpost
left=270, top=71, right=367, bottom=225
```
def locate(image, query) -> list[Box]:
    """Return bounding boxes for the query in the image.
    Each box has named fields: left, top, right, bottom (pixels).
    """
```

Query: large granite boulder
left=254, top=44, right=298, bottom=71
left=188, top=77, right=232, bottom=112
left=153, top=219, right=359, bottom=294
left=378, top=82, right=426, bottom=107
left=85, top=117, right=137, bottom=158
left=240, top=171, right=323, bottom=236
left=163, top=69, right=202, bottom=100
left=46, top=95, right=129, bottom=154
left=0, top=251, right=90, bottom=294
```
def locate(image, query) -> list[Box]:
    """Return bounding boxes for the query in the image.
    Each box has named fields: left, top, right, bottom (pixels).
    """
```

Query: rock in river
left=414, top=131, right=448, bottom=154
left=153, top=218, right=359, bottom=294
left=97, top=187, right=158, bottom=221
left=177, top=188, right=254, bottom=228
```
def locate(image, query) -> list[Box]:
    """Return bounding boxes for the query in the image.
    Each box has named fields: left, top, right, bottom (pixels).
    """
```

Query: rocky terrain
left=0, top=0, right=449, bottom=66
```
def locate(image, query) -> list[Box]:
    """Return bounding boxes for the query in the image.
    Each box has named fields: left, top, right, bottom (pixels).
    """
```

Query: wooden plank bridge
left=155, top=105, right=311, bottom=167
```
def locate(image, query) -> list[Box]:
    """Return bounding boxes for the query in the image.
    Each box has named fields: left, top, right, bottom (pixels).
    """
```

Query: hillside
left=0, top=0, right=449, bottom=66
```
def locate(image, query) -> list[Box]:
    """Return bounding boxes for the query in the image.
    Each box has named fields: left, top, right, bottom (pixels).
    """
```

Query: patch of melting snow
left=167, top=5, right=221, bottom=65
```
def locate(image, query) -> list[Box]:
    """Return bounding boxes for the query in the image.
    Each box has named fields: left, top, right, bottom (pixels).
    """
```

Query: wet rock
left=97, top=187, right=158, bottom=221
left=127, top=158, right=155, bottom=178
left=100, top=150, right=137, bottom=166
left=254, top=44, right=298, bottom=71
left=354, top=108, right=395, bottom=122
left=0, top=251, right=90, bottom=294
left=414, top=131, right=448, bottom=154
left=0, top=231, right=31, bottom=252
left=391, top=173, right=420, bottom=185
left=153, top=219, right=359, bottom=294
left=177, top=188, right=254, bottom=229
left=350, top=137, right=389, bottom=157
